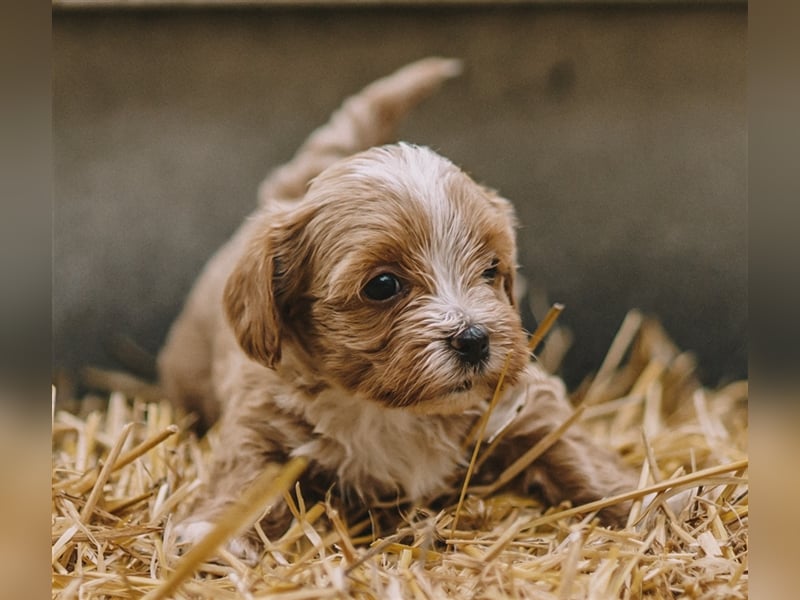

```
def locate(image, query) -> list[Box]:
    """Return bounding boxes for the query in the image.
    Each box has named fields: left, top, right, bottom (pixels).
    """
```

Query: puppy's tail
left=258, top=57, right=462, bottom=205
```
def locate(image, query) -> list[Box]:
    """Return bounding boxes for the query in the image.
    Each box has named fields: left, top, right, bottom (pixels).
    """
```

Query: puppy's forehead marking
left=391, top=146, right=487, bottom=296
left=321, top=144, right=507, bottom=305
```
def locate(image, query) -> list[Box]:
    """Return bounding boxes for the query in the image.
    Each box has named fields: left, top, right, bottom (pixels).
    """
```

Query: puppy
left=159, top=58, right=634, bottom=560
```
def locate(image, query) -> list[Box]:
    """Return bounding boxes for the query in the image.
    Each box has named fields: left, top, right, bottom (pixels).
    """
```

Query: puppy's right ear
left=223, top=207, right=314, bottom=369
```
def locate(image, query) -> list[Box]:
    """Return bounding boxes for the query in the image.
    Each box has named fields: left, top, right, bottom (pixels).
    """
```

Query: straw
left=51, top=316, right=747, bottom=599
left=145, top=456, right=308, bottom=600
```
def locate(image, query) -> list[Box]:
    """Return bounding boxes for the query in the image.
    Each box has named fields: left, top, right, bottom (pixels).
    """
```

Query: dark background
left=53, top=3, right=746, bottom=388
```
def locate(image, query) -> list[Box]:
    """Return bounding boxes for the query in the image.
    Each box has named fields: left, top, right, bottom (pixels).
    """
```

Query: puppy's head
left=225, top=143, right=529, bottom=414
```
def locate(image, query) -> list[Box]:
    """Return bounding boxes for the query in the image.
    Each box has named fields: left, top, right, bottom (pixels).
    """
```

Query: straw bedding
left=51, top=311, right=748, bottom=599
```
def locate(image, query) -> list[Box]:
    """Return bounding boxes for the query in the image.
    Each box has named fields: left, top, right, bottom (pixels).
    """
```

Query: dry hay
left=51, top=311, right=748, bottom=599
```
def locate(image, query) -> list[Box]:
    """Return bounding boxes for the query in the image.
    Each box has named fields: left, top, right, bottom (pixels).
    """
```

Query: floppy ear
left=482, top=186, right=520, bottom=308
left=503, top=267, right=518, bottom=309
left=223, top=206, right=314, bottom=369
left=223, top=218, right=283, bottom=368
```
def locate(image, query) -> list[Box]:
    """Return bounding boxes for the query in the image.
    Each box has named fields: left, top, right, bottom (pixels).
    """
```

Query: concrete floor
left=54, top=4, right=746, bottom=387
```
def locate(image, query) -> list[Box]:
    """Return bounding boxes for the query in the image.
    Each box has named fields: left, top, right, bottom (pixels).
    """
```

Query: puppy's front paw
left=170, top=520, right=261, bottom=566
left=172, top=519, right=213, bottom=550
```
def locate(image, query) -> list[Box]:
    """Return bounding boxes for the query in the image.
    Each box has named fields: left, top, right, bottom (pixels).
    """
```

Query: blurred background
left=53, top=0, right=746, bottom=389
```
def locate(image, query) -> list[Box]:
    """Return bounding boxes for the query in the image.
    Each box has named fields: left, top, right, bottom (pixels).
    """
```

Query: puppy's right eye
left=363, top=273, right=402, bottom=301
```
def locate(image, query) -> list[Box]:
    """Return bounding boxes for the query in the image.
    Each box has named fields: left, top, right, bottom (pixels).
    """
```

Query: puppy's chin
left=401, top=387, right=492, bottom=416
left=367, top=362, right=525, bottom=416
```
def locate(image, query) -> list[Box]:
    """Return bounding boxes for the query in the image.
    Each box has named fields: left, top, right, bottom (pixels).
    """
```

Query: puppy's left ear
left=223, top=206, right=314, bottom=369
left=483, top=187, right=520, bottom=308
left=503, top=265, right=518, bottom=309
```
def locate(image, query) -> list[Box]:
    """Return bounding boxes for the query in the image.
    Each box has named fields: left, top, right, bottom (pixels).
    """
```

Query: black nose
left=449, top=325, right=490, bottom=366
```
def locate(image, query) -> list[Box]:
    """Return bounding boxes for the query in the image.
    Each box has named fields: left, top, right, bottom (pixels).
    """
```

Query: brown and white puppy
left=159, top=58, right=634, bottom=560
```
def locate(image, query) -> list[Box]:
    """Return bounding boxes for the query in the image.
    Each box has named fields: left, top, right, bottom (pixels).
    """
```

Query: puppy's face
left=225, top=144, right=529, bottom=414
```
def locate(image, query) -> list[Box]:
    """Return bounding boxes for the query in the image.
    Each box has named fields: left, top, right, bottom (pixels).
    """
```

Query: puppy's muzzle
left=449, top=325, right=490, bottom=367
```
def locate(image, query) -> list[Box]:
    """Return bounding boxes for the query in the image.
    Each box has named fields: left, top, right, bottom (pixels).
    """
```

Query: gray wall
left=54, top=5, right=746, bottom=387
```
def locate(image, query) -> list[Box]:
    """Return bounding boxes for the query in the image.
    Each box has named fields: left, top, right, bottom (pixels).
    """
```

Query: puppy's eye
left=482, top=259, right=500, bottom=282
left=363, top=273, right=402, bottom=301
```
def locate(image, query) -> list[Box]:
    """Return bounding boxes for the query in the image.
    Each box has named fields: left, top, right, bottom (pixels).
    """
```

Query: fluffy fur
left=158, top=58, right=635, bottom=560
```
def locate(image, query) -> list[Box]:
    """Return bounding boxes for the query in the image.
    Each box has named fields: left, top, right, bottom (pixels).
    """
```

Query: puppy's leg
left=157, top=289, right=223, bottom=434
left=158, top=323, right=218, bottom=433
left=491, top=367, right=636, bottom=526
left=173, top=419, right=294, bottom=563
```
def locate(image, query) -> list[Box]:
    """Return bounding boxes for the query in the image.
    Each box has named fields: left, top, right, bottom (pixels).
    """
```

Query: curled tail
left=258, top=57, right=462, bottom=205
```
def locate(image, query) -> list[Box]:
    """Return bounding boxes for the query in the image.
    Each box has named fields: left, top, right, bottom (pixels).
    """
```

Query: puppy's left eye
left=482, top=260, right=500, bottom=282
left=363, top=273, right=403, bottom=302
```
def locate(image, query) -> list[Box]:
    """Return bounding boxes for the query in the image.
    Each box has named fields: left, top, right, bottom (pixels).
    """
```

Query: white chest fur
left=286, top=388, right=477, bottom=502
